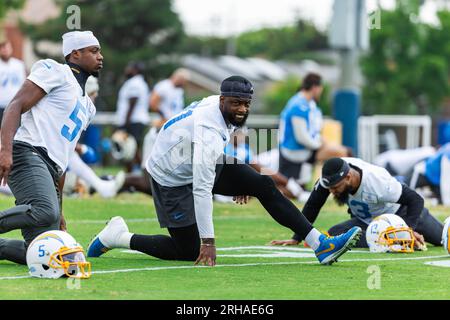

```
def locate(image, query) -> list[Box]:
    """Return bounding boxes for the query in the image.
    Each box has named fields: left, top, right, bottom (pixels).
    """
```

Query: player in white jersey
left=88, top=76, right=363, bottom=266
left=119, top=69, right=189, bottom=195
left=150, top=69, right=188, bottom=125
left=0, top=31, right=102, bottom=265
left=0, top=37, right=26, bottom=127
left=115, top=61, right=150, bottom=171
left=271, top=157, right=444, bottom=249
left=142, top=69, right=189, bottom=165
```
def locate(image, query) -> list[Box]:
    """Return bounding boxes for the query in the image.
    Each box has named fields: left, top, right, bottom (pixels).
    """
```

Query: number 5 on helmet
left=26, top=230, right=91, bottom=279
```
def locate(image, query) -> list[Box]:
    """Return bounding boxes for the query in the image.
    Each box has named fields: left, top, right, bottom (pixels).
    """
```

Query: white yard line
left=68, top=216, right=261, bottom=224
left=0, top=254, right=448, bottom=281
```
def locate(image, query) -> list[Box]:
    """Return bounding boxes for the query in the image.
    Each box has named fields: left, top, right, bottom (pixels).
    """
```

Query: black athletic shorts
left=150, top=178, right=197, bottom=228
left=150, top=158, right=229, bottom=229
left=278, top=149, right=317, bottom=180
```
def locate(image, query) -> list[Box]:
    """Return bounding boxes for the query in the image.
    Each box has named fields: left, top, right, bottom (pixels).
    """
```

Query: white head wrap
left=62, top=31, right=100, bottom=57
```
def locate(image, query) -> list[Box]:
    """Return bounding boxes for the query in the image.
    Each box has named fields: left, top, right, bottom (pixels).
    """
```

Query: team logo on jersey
left=362, top=192, right=378, bottom=204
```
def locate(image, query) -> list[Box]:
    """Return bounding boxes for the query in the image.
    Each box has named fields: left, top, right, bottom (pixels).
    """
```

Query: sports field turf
left=0, top=193, right=449, bottom=300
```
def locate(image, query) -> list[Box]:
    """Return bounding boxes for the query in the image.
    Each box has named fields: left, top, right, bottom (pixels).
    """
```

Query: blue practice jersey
left=279, top=93, right=322, bottom=151
left=425, top=143, right=450, bottom=185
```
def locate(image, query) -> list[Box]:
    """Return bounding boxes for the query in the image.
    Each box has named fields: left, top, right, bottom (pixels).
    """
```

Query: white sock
left=68, top=152, right=116, bottom=197
left=117, top=232, right=133, bottom=249
left=305, top=228, right=323, bottom=251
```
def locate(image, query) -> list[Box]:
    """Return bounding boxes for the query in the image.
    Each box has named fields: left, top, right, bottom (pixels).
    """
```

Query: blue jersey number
left=38, top=245, right=45, bottom=257
left=350, top=200, right=372, bottom=220
left=61, top=100, right=86, bottom=142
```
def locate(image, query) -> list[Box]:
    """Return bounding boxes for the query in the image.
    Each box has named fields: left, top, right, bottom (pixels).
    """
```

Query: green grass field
left=0, top=193, right=449, bottom=300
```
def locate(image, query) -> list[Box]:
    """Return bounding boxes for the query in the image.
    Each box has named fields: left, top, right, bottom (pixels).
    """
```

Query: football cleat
left=87, top=216, right=129, bottom=257
left=442, top=217, right=450, bottom=255
left=315, top=226, right=362, bottom=265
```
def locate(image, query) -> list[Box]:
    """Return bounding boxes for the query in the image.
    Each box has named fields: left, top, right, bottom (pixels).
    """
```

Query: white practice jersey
left=15, top=59, right=96, bottom=171
left=0, top=57, right=26, bottom=108
left=116, top=74, right=150, bottom=126
left=146, top=95, right=233, bottom=238
left=153, top=79, right=184, bottom=119
left=324, top=157, right=403, bottom=224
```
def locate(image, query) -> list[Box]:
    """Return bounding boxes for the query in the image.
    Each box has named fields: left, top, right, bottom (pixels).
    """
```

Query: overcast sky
left=172, top=0, right=443, bottom=37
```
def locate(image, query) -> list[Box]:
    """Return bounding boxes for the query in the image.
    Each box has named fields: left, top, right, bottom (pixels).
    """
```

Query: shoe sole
left=320, top=228, right=362, bottom=265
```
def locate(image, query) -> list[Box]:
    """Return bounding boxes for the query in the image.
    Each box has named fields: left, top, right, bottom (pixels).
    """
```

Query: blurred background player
left=149, top=68, right=189, bottom=130
left=144, top=68, right=189, bottom=159
left=115, top=61, right=150, bottom=172
left=0, top=31, right=26, bottom=130
left=119, top=69, right=190, bottom=196
left=271, top=157, right=444, bottom=249
left=404, top=143, right=450, bottom=206
left=278, top=73, right=351, bottom=188
left=373, top=146, right=435, bottom=177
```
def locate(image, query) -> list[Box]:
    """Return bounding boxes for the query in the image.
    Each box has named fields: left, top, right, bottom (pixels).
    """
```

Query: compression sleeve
left=292, top=180, right=330, bottom=241
left=396, top=184, right=424, bottom=230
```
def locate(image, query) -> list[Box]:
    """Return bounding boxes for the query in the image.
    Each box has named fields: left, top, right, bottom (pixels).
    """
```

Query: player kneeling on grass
left=271, top=157, right=444, bottom=251
left=87, top=76, right=362, bottom=266
left=0, top=31, right=101, bottom=266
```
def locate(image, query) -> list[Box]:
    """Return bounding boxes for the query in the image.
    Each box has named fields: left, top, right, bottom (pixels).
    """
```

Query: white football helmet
left=26, top=230, right=91, bottom=279
left=366, top=214, right=415, bottom=253
left=442, top=217, right=450, bottom=255
left=111, top=130, right=137, bottom=161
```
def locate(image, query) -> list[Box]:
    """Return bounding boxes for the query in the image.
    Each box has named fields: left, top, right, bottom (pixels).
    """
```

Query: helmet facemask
left=48, top=246, right=91, bottom=279
left=378, top=226, right=415, bottom=253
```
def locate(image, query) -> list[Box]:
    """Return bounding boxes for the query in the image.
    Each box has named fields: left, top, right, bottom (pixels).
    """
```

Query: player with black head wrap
left=271, top=157, right=444, bottom=249
left=88, top=76, right=362, bottom=266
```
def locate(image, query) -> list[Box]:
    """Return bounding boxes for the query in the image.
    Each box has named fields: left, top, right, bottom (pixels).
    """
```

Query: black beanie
left=220, top=76, right=253, bottom=99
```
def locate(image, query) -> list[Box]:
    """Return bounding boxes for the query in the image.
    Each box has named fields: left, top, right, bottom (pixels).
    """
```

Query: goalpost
left=358, top=115, right=432, bottom=163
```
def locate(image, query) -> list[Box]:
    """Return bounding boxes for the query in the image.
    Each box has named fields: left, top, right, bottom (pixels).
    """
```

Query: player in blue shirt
left=405, top=143, right=450, bottom=206
left=278, top=73, right=351, bottom=186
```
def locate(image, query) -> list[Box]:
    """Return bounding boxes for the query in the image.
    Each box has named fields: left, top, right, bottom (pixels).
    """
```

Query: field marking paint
left=0, top=255, right=448, bottom=281
left=0, top=275, right=32, bottom=280
left=68, top=216, right=260, bottom=224
left=217, top=246, right=369, bottom=254
left=424, top=260, right=450, bottom=268
left=122, top=246, right=369, bottom=258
